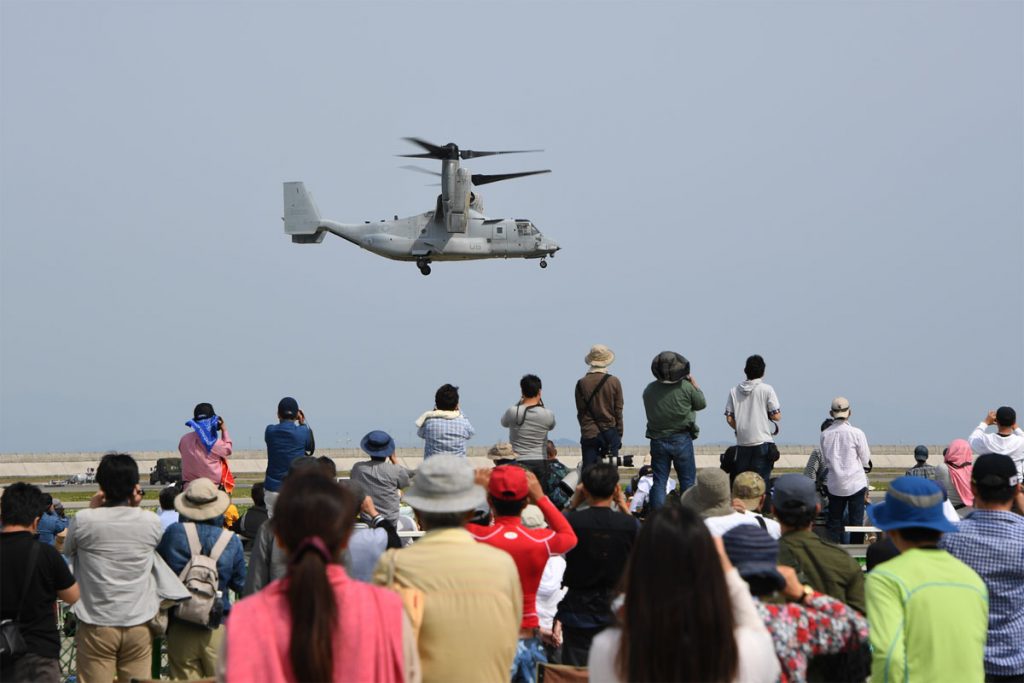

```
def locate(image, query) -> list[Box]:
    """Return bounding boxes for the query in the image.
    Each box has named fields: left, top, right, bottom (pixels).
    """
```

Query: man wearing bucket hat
left=865, top=476, right=988, bottom=683
left=575, top=344, right=625, bottom=467
left=681, top=468, right=776, bottom=538
left=820, top=397, right=872, bottom=543
left=722, top=525, right=869, bottom=683
left=157, top=477, right=246, bottom=681
left=940, top=454, right=1024, bottom=681
left=643, top=351, right=707, bottom=509
left=372, top=455, right=522, bottom=683
left=350, top=430, right=410, bottom=526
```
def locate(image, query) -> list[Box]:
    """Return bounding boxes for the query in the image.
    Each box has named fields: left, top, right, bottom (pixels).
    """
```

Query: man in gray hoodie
left=725, top=355, right=781, bottom=486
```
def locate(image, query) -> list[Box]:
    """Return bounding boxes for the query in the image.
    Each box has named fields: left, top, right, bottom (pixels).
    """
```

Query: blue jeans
left=826, top=487, right=867, bottom=543
left=650, top=433, right=696, bottom=510
left=734, top=443, right=774, bottom=488
left=580, top=428, right=621, bottom=468
left=511, top=636, right=547, bottom=683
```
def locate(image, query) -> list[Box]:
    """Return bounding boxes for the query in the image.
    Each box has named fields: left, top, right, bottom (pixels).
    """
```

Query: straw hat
left=175, top=478, right=230, bottom=520
left=585, top=344, right=615, bottom=369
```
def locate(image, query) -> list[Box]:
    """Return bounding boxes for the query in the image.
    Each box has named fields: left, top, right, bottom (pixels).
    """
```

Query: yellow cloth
left=374, top=528, right=522, bottom=683
left=223, top=504, right=239, bottom=530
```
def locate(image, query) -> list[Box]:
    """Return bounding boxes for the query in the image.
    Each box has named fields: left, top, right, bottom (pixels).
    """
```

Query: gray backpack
left=174, top=523, right=232, bottom=629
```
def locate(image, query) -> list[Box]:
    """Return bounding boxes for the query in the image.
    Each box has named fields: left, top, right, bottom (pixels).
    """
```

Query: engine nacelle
left=446, top=167, right=472, bottom=233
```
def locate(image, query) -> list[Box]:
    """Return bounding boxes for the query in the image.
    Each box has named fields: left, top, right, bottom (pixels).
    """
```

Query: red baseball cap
left=489, top=465, right=528, bottom=500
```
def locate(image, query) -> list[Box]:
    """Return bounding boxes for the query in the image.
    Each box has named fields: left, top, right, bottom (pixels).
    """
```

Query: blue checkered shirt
left=940, top=509, right=1024, bottom=676
left=418, top=415, right=475, bottom=458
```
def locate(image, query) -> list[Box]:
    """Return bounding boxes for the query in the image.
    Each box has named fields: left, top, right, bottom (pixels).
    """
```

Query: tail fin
left=283, top=182, right=325, bottom=243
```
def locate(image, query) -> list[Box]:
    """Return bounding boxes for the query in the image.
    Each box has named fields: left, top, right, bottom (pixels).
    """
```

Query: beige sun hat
left=585, top=344, right=615, bottom=369
left=488, top=442, right=517, bottom=461
left=174, top=478, right=230, bottom=520
left=680, top=469, right=734, bottom=518
left=830, top=396, right=851, bottom=419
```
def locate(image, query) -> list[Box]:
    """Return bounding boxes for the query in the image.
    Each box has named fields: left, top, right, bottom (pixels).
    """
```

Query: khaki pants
left=75, top=621, right=152, bottom=683
left=165, top=619, right=224, bottom=680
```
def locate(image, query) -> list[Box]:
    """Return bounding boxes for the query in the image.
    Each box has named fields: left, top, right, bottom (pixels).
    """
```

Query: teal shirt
left=642, top=380, right=706, bottom=440
left=866, top=548, right=988, bottom=683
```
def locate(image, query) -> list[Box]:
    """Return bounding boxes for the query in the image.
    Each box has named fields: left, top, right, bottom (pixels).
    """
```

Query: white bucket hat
left=404, top=454, right=487, bottom=513
left=174, top=478, right=230, bottom=520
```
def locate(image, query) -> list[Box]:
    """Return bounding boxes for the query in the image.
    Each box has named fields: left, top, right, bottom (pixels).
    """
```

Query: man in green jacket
left=642, top=351, right=706, bottom=510
left=866, top=477, right=988, bottom=683
left=773, top=474, right=865, bottom=613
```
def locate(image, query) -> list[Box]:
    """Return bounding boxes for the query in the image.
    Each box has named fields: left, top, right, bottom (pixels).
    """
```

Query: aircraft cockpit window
left=517, top=222, right=531, bottom=236
left=530, top=225, right=539, bottom=235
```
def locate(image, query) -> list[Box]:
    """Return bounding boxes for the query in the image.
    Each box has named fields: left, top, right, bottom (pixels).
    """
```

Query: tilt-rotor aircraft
left=283, top=138, right=560, bottom=275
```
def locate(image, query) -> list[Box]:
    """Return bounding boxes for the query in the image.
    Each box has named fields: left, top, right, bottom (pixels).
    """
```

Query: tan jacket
left=373, top=528, right=522, bottom=683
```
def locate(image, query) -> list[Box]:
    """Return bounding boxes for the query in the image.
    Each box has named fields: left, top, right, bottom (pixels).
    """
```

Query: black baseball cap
left=972, top=453, right=1019, bottom=489
left=914, top=445, right=929, bottom=462
left=193, top=403, right=215, bottom=420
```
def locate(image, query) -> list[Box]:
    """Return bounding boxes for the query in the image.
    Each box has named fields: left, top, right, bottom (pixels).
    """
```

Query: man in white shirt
left=969, top=407, right=1024, bottom=480
left=820, top=397, right=871, bottom=543
left=725, top=355, right=781, bottom=486
left=628, top=466, right=677, bottom=516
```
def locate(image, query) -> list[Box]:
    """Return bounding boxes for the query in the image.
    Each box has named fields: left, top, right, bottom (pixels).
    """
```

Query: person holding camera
left=724, top=355, right=781, bottom=486
left=642, top=351, right=706, bottom=510
left=575, top=345, right=624, bottom=468
left=264, top=396, right=315, bottom=517
left=1, top=483, right=79, bottom=683
left=179, top=402, right=233, bottom=492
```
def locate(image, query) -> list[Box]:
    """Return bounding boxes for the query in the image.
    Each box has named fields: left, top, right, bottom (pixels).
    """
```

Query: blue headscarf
left=186, top=416, right=219, bottom=452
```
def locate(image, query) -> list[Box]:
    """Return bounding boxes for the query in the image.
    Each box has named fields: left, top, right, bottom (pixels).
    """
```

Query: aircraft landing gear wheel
left=539, top=259, right=548, bottom=269
left=419, top=264, right=432, bottom=276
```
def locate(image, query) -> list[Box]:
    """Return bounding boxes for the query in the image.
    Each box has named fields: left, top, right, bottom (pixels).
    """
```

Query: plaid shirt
left=905, top=463, right=939, bottom=480
left=418, top=415, right=475, bottom=458
left=940, top=509, right=1024, bottom=676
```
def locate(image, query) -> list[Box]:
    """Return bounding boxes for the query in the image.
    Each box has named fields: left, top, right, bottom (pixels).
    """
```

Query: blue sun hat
left=360, top=430, right=395, bottom=459
left=867, top=476, right=957, bottom=533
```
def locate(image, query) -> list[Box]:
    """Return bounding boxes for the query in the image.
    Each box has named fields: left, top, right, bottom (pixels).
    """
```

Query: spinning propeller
left=400, top=138, right=550, bottom=186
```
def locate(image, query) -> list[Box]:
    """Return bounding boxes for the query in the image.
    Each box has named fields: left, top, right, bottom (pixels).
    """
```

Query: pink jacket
left=225, top=565, right=406, bottom=683
left=179, top=428, right=232, bottom=485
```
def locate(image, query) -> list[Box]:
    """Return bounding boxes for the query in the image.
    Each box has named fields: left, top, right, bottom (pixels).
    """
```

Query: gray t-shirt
left=64, top=506, right=163, bottom=626
left=350, top=459, right=411, bottom=524
left=501, top=403, right=556, bottom=459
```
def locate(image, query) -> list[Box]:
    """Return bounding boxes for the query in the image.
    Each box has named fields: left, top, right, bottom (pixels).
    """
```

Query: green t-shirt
left=866, top=548, right=988, bottom=683
left=642, top=380, right=706, bottom=440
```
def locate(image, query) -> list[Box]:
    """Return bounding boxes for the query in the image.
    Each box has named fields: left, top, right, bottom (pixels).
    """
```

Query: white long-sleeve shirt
left=821, top=420, right=871, bottom=497
left=629, top=474, right=677, bottom=513
left=968, top=422, right=1024, bottom=479
left=587, top=568, right=780, bottom=683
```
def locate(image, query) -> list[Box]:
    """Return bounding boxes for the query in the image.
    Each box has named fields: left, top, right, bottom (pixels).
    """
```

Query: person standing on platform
left=574, top=345, right=624, bottom=469
left=263, top=396, right=314, bottom=517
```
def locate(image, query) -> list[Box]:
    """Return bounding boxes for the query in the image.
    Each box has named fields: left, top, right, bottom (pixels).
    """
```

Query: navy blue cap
left=722, top=525, right=784, bottom=590
left=914, top=445, right=929, bottom=462
left=772, top=473, right=819, bottom=510
left=278, top=397, right=299, bottom=419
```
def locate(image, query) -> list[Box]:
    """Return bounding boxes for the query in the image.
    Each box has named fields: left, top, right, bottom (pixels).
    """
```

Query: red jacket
left=468, top=496, right=577, bottom=629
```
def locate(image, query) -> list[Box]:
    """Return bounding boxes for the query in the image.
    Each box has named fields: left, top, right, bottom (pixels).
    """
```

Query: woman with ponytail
left=223, top=470, right=420, bottom=682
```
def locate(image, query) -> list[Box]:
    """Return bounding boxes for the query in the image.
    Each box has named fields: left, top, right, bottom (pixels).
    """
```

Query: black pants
left=560, top=625, right=603, bottom=667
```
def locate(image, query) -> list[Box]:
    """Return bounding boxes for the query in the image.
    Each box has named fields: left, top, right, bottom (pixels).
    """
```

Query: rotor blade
left=403, top=137, right=446, bottom=156
left=461, top=148, right=543, bottom=160
left=400, top=165, right=442, bottom=177
left=470, top=169, right=551, bottom=186
left=398, top=152, right=443, bottom=159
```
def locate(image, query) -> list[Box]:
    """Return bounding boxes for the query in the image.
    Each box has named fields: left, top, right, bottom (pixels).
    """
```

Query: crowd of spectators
left=1, top=345, right=1023, bottom=683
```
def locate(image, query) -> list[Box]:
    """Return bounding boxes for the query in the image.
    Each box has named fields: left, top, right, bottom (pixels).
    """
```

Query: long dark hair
left=273, top=470, right=355, bottom=682
left=617, top=500, right=737, bottom=682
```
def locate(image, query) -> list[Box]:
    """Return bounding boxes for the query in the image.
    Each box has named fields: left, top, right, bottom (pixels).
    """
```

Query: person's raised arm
left=689, top=376, right=707, bottom=411
left=212, top=420, right=232, bottom=458
left=528, top=472, right=576, bottom=554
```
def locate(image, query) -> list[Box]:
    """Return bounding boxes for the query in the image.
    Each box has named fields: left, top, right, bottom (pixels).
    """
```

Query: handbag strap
left=16, top=542, right=42, bottom=620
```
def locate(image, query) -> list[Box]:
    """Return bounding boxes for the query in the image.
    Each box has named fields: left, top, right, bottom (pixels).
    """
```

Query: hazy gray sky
left=2, top=1, right=1021, bottom=453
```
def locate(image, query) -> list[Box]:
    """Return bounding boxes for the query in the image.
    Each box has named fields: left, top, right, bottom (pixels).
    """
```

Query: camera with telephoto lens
left=604, top=454, right=634, bottom=468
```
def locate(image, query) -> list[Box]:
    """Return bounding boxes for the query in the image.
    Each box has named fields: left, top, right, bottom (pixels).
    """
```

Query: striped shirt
left=418, top=415, right=475, bottom=458
left=940, top=510, right=1024, bottom=677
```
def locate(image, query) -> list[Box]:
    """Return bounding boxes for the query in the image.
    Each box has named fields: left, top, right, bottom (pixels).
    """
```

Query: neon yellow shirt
left=866, top=547, right=987, bottom=683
